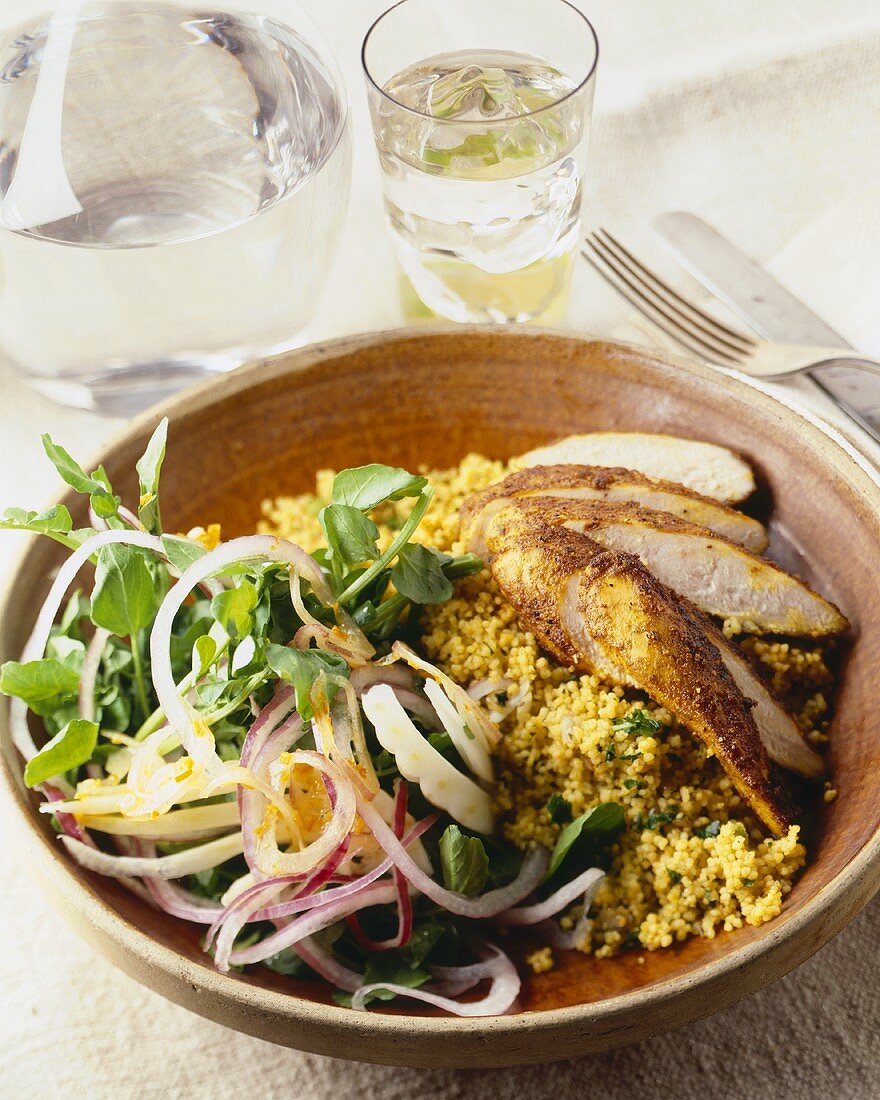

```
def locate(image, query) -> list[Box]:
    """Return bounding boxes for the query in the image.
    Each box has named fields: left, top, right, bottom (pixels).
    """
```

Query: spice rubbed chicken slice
left=512, top=433, right=756, bottom=503
left=488, top=522, right=822, bottom=834
left=483, top=498, right=847, bottom=638
left=461, top=464, right=769, bottom=558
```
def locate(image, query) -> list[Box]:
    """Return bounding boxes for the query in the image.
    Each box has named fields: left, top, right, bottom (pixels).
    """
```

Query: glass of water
left=0, top=1, right=351, bottom=414
left=362, top=0, right=598, bottom=325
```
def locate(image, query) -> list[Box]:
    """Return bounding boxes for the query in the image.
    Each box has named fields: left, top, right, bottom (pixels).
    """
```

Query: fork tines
left=582, top=228, right=757, bottom=364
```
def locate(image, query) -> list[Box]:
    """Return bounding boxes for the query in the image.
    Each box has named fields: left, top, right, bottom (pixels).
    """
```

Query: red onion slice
left=350, top=944, right=520, bottom=1017
left=294, top=936, right=364, bottom=993
left=357, top=796, right=548, bottom=918
left=347, top=781, right=413, bottom=952
left=225, top=880, right=398, bottom=971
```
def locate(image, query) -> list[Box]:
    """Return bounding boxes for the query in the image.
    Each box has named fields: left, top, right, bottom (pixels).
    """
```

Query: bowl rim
left=3, top=324, right=879, bottom=1049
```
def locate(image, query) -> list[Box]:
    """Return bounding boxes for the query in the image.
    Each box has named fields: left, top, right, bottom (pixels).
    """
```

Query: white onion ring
left=11, top=528, right=165, bottom=760
left=149, top=535, right=330, bottom=773
left=495, top=867, right=604, bottom=927
left=78, top=627, right=111, bottom=723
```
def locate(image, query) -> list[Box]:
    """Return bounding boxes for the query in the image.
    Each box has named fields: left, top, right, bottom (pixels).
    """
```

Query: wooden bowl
left=2, top=328, right=879, bottom=1068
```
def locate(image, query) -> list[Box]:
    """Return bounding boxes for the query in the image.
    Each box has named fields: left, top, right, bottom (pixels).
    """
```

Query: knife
left=653, top=211, right=880, bottom=446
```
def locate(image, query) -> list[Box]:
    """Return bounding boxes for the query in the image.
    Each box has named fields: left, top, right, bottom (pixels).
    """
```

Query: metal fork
left=582, top=228, right=880, bottom=380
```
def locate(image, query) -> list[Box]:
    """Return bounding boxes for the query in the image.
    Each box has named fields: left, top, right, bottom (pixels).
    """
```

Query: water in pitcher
left=374, top=49, right=588, bottom=324
left=0, top=2, right=350, bottom=410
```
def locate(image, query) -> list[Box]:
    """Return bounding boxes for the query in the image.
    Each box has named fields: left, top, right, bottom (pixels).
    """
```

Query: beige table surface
left=1, top=3, right=879, bottom=1096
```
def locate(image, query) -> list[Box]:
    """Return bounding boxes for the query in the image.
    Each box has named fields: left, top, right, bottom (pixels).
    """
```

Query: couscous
left=261, top=454, right=833, bottom=962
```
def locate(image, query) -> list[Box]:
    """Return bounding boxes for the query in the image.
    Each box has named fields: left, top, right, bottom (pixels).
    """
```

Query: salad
left=1, top=421, right=620, bottom=1016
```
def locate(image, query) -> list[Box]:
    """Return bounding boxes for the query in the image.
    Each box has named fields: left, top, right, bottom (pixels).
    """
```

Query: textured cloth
left=1, top=3, right=880, bottom=1096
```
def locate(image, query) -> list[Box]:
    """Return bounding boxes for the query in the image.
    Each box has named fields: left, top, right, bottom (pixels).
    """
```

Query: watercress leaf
left=192, top=635, right=217, bottom=678
left=90, top=544, right=161, bottom=637
left=356, top=949, right=431, bottom=1005
left=41, top=435, right=121, bottom=516
left=89, top=489, right=120, bottom=519
left=44, top=636, right=85, bottom=666
left=136, top=418, right=168, bottom=533
left=319, top=503, right=379, bottom=567
left=90, top=465, right=113, bottom=493
left=263, top=947, right=307, bottom=977
left=41, top=434, right=96, bottom=493
left=331, top=464, right=427, bottom=511
left=0, top=658, right=81, bottom=715
left=265, top=644, right=349, bottom=720
left=57, top=591, right=90, bottom=635
left=546, top=802, right=625, bottom=880
left=0, top=506, right=96, bottom=549
left=1, top=504, right=72, bottom=537
left=23, top=718, right=99, bottom=787
left=439, top=824, right=489, bottom=897
left=161, top=534, right=207, bottom=572
left=211, top=579, right=258, bottom=642
left=547, top=792, right=573, bottom=825
left=391, top=543, right=453, bottom=605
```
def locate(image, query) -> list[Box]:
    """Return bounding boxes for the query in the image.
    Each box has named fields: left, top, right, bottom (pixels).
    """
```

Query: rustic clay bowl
left=2, top=328, right=879, bottom=1068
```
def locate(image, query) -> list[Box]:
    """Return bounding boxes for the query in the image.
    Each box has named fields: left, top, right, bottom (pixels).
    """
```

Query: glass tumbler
left=362, top=0, right=598, bottom=325
left=0, top=0, right=352, bottom=414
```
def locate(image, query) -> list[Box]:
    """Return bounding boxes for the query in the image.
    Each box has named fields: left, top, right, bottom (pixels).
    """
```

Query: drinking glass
left=0, top=0, right=351, bottom=414
left=362, top=0, right=598, bottom=325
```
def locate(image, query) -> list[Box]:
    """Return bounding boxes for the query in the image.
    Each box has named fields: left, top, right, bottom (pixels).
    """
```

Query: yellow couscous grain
left=261, top=454, right=829, bottom=958
left=526, top=947, right=555, bottom=974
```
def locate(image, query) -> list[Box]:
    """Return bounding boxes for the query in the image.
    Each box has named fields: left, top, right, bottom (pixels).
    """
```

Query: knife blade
left=653, top=211, right=880, bottom=445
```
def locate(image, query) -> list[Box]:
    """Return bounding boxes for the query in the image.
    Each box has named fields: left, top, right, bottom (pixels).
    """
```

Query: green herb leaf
left=0, top=506, right=94, bottom=549
left=331, top=464, right=427, bottom=511
left=161, top=534, right=207, bottom=572
left=667, top=868, right=682, bottom=884
left=265, top=644, right=349, bottom=720
left=546, top=802, right=625, bottom=879
left=391, top=543, right=453, bottom=605
left=547, top=793, right=573, bottom=825
left=90, top=544, right=160, bottom=637
left=319, top=503, right=379, bottom=568
left=192, top=635, right=217, bottom=678
left=695, top=820, right=721, bottom=840
left=354, top=949, right=432, bottom=1006
left=135, top=418, right=168, bottom=533
left=612, top=708, right=662, bottom=737
left=0, top=658, right=81, bottom=716
left=439, top=824, right=489, bottom=896
left=23, top=718, right=99, bottom=787
left=211, top=579, right=259, bottom=642
left=41, top=434, right=120, bottom=518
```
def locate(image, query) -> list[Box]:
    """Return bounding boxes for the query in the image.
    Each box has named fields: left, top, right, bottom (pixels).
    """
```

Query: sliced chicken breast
left=489, top=523, right=797, bottom=833
left=484, top=498, right=847, bottom=638
left=512, top=433, right=756, bottom=504
left=460, top=464, right=768, bottom=558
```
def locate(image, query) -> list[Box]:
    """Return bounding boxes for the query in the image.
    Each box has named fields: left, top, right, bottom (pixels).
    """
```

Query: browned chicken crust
left=460, top=464, right=768, bottom=558
left=483, top=497, right=848, bottom=637
left=489, top=521, right=794, bottom=834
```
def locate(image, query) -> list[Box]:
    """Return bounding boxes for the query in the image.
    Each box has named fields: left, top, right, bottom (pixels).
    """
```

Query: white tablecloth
left=2, top=3, right=879, bottom=1095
